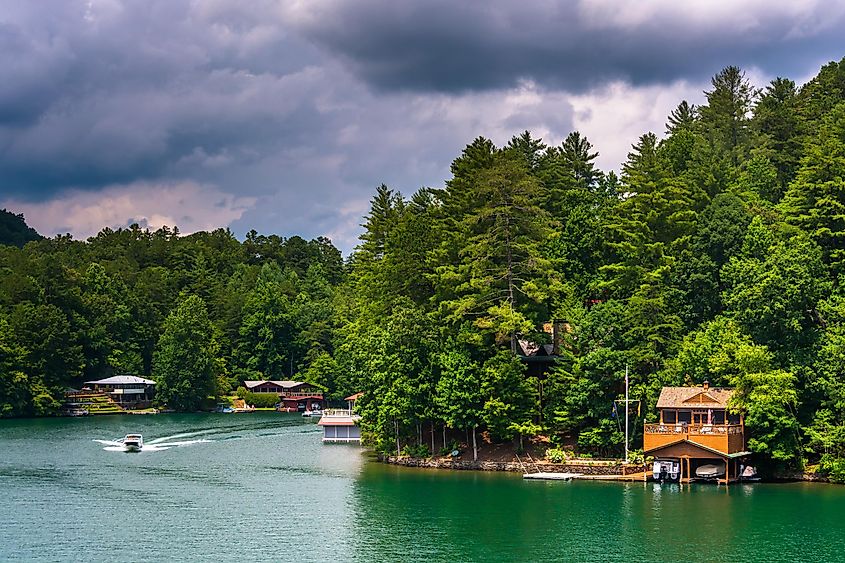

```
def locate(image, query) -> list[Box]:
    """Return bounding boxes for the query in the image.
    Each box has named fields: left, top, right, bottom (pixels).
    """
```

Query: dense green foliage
left=334, top=59, right=845, bottom=476
left=0, top=226, right=342, bottom=414
left=4, top=59, right=845, bottom=478
left=0, top=210, right=41, bottom=248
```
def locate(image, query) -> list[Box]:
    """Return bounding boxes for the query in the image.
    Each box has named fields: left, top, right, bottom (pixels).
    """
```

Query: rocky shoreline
left=380, top=454, right=647, bottom=476
left=380, top=455, right=837, bottom=484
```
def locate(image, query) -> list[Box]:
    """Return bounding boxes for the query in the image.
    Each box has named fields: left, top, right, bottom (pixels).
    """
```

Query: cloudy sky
left=1, top=1, right=844, bottom=252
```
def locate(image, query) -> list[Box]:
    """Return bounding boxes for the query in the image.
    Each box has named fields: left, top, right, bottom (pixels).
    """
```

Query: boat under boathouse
left=643, top=382, right=751, bottom=484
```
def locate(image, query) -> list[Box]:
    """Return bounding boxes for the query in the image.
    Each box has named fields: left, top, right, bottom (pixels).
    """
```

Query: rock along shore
left=379, top=455, right=837, bottom=483
left=380, top=454, right=646, bottom=476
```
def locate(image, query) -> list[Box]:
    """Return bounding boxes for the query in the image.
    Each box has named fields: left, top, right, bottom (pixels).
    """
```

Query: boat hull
left=695, top=463, right=726, bottom=479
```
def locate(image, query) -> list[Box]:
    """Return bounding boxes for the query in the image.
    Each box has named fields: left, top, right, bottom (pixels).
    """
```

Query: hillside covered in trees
left=0, top=209, right=42, bottom=248
left=3, top=59, right=845, bottom=480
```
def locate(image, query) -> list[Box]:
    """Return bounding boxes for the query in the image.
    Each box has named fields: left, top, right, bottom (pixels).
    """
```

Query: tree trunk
left=472, top=425, right=478, bottom=462
left=394, top=419, right=400, bottom=456
left=505, top=214, right=518, bottom=355
left=431, top=420, right=435, bottom=454
left=443, top=425, right=447, bottom=452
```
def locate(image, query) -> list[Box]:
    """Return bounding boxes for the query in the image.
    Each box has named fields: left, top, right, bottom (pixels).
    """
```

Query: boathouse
left=643, top=382, right=750, bottom=484
left=317, top=393, right=362, bottom=443
left=243, top=380, right=324, bottom=411
left=83, top=375, right=156, bottom=407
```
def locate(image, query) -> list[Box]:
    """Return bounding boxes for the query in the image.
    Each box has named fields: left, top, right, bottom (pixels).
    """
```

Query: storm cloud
left=286, top=1, right=845, bottom=93
left=1, top=1, right=843, bottom=251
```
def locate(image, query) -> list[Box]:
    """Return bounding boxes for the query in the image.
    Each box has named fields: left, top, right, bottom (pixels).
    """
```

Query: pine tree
left=665, top=100, right=697, bottom=134
left=754, top=77, right=803, bottom=199
left=781, top=103, right=845, bottom=282
left=698, top=66, right=758, bottom=167
left=438, top=150, right=556, bottom=351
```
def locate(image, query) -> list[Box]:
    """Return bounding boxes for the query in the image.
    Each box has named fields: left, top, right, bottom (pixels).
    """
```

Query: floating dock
left=523, top=472, right=581, bottom=481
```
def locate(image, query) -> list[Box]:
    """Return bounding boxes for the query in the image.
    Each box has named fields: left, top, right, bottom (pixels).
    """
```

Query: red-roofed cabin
left=243, top=380, right=324, bottom=411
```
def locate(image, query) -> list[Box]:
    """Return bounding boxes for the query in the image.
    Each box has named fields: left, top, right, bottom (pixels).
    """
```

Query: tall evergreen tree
left=698, top=65, right=758, bottom=167
left=781, top=103, right=845, bottom=283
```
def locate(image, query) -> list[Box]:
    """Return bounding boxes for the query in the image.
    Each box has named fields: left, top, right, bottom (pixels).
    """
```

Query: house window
left=692, top=410, right=708, bottom=424
left=663, top=410, right=676, bottom=424
left=678, top=410, right=691, bottom=423
left=713, top=410, right=725, bottom=424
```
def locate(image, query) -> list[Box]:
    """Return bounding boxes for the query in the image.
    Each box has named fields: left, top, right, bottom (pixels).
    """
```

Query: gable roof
left=644, top=437, right=751, bottom=459
left=656, top=386, right=734, bottom=409
left=243, top=380, right=311, bottom=389
left=85, top=375, right=155, bottom=386
left=517, top=340, right=556, bottom=357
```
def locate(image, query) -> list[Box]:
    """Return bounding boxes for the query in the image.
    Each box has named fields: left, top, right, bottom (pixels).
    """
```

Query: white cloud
left=3, top=181, right=256, bottom=239
left=569, top=80, right=706, bottom=172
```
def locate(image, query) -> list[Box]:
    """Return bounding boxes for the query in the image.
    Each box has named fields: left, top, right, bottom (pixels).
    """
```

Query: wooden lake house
left=643, top=382, right=750, bottom=484
left=84, top=375, right=156, bottom=407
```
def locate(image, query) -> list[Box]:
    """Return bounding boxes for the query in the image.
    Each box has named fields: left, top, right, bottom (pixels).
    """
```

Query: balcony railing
left=644, top=423, right=743, bottom=436
left=322, top=409, right=358, bottom=418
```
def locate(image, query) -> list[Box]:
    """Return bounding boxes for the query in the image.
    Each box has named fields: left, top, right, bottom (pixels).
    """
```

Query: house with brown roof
left=243, top=380, right=324, bottom=411
left=643, top=382, right=750, bottom=484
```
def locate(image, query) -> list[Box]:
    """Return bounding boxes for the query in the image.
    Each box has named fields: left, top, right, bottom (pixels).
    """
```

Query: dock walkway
left=523, top=472, right=581, bottom=481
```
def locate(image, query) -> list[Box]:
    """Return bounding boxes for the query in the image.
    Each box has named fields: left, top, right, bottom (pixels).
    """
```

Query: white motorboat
left=695, top=463, right=726, bottom=479
left=122, top=434, right=143, bottom=452
left=302, top=409, right=323, bottom=418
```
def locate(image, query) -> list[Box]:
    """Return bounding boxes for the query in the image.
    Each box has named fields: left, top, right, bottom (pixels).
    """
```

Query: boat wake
left=94, top=438, right=211, bottom=452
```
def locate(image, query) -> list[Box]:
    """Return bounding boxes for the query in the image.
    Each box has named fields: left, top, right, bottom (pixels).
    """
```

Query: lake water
left=1, top=413, right=843, bottom=562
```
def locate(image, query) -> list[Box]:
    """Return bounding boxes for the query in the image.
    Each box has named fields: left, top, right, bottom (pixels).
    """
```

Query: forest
left=3, top=58, right=845, bottom=480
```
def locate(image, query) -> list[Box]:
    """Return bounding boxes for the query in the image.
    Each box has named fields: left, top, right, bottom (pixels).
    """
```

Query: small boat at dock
left=122, top=434, right=143, bottom=452
left=523, top=472, right=580, bottom=481
left=695, top=463, right=726, bottom=479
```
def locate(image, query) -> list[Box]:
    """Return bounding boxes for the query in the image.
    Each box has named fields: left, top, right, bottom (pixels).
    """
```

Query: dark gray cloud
left=0, top=0, right=324, bottom=197
left=288, top=1, right=845, bottom=93
left=1, top=0, right=843, bottom=252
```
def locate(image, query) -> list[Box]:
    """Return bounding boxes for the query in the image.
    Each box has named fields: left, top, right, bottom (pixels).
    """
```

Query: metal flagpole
left=624, top=364, right=629, bottom=464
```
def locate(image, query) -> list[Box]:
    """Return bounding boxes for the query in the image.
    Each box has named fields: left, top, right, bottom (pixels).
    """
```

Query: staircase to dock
left=63, top=392, right=124, bottom=415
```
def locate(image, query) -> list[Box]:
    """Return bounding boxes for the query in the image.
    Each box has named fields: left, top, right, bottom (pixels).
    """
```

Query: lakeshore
left=2, top=412, right=844, bottom=562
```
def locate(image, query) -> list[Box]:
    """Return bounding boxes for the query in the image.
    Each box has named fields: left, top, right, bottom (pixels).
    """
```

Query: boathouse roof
left=85, top=375, right=155, bottom=385
left=345, top=392, right=363, bottom=401
left=656, top=386, right=734, bottom=409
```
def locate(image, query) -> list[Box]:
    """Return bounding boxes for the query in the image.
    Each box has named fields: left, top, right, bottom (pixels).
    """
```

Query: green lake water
left=1, top=413, right=843, bottom=562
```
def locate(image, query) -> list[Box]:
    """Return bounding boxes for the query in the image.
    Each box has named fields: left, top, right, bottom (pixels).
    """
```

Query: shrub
left=439, top=440, right=462, bottom=457
left=401, top=444, right=432, bottom=458
left=627, top=449, right=645, bottom=465
left=546, top=447, right=566, bottom=464
left=819, top=454, right=845, bottom=483
left=234, top=387, right=280, bottom=408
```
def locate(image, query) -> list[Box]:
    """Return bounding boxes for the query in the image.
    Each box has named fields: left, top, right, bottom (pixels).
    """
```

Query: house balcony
left=644, top=423, right=745, bottom=455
